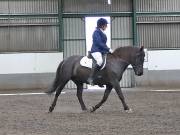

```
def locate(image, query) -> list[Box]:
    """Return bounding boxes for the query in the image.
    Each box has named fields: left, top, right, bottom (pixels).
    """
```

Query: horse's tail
left=45, top=60, right=64, bottom=95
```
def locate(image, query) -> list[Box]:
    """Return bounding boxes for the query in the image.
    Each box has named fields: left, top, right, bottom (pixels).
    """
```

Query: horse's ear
left=140, top=45, right=144, bottom=51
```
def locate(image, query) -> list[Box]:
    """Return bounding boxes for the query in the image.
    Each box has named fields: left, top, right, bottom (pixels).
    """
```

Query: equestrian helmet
left=97, top=18, right=108, bottom=28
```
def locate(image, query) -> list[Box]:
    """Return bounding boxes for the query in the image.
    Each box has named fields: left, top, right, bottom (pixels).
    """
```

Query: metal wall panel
left=111, top=17, right=133, bottom=48
left=137, top=23, right=180, bottom=49
left=136, top=0, right=180, bottom=49
left=111, top=40, right=133, bottom=49
left=137, top=16, right=180, bottom=49
left=137, top=0, right=180, bottom=12
left=63, top=18, right=86, bottom=89
left=0, top=27, right=9, bottom=51
left=1, top=0, right=58, bottom=14
left=137, top=16, right=180, bottom=23
left=8, top=0, right=58, bottom=13
left=0, top=18, right=58, bottom=52
left=0, top=17, right=58, bottom=27
left=0, top=0, right=58, bottom=52
left=64, top=0, right=132, bottom=13
left=63, top=18, right=85, bottom=40
left=14, top=17, right=57, bottom=25
left=10, top=26, right=58, bottom=51
left=0, top=1, right=8, bottom=13
left=64, top=41, right=86, bottom=58
left=111, top=17, right=134, bottom=87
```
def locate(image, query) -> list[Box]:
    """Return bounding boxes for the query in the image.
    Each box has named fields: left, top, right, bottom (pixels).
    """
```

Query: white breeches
left=91, top=52, right=103, bottom=66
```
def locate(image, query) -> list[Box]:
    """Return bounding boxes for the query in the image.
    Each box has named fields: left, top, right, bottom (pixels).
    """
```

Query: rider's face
left=101, top=24, right=107, bottom=31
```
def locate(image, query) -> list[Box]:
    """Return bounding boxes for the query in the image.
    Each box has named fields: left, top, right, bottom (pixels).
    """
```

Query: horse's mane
left=113, top=46, right=137, bottom=57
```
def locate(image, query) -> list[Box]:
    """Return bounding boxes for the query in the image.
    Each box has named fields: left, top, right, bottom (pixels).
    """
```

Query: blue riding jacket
left=90, top=28, right=110, bottom=54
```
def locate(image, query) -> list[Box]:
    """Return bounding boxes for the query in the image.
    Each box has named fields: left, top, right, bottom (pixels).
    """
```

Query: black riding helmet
left=97, top=18, right=108, bottom=28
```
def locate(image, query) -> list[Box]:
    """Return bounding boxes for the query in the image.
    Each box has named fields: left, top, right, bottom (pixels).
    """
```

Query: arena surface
left=0, top=88, right=180, bottom=135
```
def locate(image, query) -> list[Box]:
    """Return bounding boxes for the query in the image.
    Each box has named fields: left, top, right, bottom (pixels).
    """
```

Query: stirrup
left=87, top=78, right=94, bottom=85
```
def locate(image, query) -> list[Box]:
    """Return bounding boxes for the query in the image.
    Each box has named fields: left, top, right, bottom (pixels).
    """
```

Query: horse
left=46, top=46, right=145, bottom=113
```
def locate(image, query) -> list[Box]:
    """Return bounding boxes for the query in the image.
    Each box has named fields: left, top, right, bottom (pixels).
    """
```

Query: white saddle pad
left=80, top=56, right=106, bottom=70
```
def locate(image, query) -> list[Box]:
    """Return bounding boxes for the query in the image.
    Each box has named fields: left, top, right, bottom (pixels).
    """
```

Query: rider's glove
left=109, top=48, right=113, bottom=53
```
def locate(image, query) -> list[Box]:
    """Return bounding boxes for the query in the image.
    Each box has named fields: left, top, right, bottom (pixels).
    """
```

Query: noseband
left=132, top=64, right=143, bottom=69
left=120, top=59, right=142, bottom=70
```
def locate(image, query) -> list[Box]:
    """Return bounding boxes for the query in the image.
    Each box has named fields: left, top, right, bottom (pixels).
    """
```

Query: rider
left=87, top=18, right=113, bottom=85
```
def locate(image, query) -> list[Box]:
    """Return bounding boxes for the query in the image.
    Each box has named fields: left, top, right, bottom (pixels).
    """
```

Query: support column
left=132, top=0, right=138, bottom=46
left=58, top=0, right=64, bottom=51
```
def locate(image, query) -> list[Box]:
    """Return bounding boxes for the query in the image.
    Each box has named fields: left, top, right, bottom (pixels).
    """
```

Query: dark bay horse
left=46, top=46, right=145, bottom=113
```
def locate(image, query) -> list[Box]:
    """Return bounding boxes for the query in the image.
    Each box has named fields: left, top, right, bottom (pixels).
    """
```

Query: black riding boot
left=87, top=64, right=100, bottom=85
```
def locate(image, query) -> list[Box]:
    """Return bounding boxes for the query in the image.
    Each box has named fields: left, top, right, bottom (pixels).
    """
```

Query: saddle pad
left=80, top=56, right=106, bottom=70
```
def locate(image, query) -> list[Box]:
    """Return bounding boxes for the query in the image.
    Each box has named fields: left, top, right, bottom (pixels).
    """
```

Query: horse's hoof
left=125, top=108, right=133, bottom=113
left=49, top=107, right=54, bottom=113
left=89, top=107, right=95, bottom=113
left=81, top=110, right=88, bottom=113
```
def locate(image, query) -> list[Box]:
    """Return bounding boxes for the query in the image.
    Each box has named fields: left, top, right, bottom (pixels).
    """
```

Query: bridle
left=131, top=64, right=143, bottom=70
left=131, top=52, right=144, bottom=69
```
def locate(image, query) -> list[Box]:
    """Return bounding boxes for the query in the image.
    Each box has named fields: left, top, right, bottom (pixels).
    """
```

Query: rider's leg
left=92, top=52, right=103, bottom=67
left=87, top=52, right=102, bottom=85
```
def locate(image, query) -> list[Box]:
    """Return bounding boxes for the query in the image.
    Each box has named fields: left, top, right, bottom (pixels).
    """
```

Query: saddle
left=80, top=52, right=107, bottom=70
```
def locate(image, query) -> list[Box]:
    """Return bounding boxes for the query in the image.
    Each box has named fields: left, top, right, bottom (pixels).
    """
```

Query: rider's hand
left=109, top=48, right=113, bottom=53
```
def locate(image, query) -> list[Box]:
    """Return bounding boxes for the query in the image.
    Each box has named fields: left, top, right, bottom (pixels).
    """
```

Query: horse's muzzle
left=135, top=70, right=143, bottom=76
left=133, top=65, right=143, bottom=76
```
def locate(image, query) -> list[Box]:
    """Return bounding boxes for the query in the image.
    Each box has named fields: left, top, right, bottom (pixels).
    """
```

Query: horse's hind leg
left=49, top=81, right=68, bottom=113
left=90, top=85, right=113, bottom=112
left=75, top=82, right=87, bottom=111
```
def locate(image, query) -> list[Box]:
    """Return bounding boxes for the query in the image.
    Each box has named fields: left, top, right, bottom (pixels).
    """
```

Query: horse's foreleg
left=76, top=83, right=87, bottom=111
left=90, top=85, right=112, bottom=112
left=112, top=80, right=129, bottom=111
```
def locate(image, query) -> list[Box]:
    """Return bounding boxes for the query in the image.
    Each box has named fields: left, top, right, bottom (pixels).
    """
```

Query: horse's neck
left=121, top=58, right=130, bottom=70
left=114, top=53, right=131, bottom=65
left=108, top=54, right=130, bottom=70
left=113, top=47, right=134, bottom=64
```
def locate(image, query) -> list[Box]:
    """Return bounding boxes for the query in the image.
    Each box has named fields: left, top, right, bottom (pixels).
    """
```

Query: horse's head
left=131, top=46, right=145, bottom=76
left=113, top=46, right=145, bottom=76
